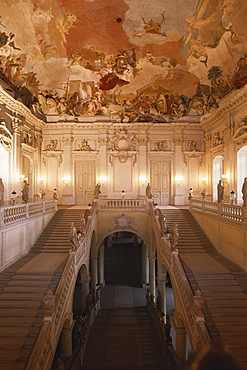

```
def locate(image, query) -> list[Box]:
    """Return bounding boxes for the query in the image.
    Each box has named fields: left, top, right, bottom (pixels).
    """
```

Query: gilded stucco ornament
left=0, top=120, right=12, bottom=150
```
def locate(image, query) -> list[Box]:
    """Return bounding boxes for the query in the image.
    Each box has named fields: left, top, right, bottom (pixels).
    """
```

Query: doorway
left=75, top=160, right=95, bottom=205
left=151, top=161, right=170, bottom=205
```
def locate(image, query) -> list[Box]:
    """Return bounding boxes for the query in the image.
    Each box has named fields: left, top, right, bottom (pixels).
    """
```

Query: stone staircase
left=162, top=208, right=247, bottom=369
left=0, top=209, right=85, bottom=370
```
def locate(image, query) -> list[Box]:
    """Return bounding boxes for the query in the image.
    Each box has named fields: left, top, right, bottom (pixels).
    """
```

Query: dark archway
left=104, top=231, right=143, bottom=287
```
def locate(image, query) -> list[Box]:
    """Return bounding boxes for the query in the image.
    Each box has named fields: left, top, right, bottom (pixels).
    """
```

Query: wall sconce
left=175, top=177, right=183, bottom=185
left=201, top=177, right=208, bottom=186
left=38, top=178, right=44, bottom=185
left=139, top=176, right=147, bottom=185
left=62, top=176, right=71, bottom=185
left=98, top=177, right=107, bottom=185
left=222, top=174, right=229, bottom=184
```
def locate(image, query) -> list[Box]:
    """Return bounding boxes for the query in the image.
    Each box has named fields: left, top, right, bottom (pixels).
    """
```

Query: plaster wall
left=0, top=211, right=56, bottom=272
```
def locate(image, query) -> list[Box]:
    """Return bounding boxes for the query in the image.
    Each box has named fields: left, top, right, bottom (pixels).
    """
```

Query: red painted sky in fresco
left=56, top=0, right=135, bottom=55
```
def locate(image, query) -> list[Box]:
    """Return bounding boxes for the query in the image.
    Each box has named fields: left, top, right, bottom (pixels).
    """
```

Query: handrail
left=0, top=200, right=57, bottom=227
left=150, top=203, right=212, bottom=354
left=189, top=199, right=246, bottom=225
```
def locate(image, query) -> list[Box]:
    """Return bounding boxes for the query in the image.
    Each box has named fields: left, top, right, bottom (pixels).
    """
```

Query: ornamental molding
left=0, top=120, right=12, bottom=150
left=173, top=138, right=183, bottom=146
left=184, top=153, right=203, bottom=166
left=0, top=85, right=44, bottom=129
left=108, top=128, right=138, bottom=164
left=43, top=153, right=62, bottom=166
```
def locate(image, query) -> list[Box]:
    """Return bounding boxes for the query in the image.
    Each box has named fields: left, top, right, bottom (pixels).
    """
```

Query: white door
left=76, top=161, right=95, bottom=205
left=151, top=162, right=170, bottom=205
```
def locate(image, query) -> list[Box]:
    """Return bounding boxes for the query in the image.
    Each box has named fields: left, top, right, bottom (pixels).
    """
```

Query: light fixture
left=201, top=177, right=208, bottom=186
left=139, top=176, right=147, bottom=185
left=222, top=174, right=229, bottom=184
left=175, top=176, right=183, bottom=185
left=38, top=178, right=44, bottom=185
left=62, top=176, right=71, bottom=185
left=98, top=176, right=107, bottom=185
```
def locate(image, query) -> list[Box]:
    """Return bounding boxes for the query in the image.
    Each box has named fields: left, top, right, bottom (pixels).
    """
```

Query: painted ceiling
left=0, top=0, right=247, bottom=118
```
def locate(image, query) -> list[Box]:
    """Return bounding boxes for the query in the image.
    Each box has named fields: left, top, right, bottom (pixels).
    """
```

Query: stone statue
left=79, top=214, right=86, bottom=236
left=93, top=183, right=101, bottom=199
left=69, top=222, right=79, bottom=250
left=42, top=289, right=55, bottom=311
left=161, top=216, right=167, bottom=236
left=193, top=289, right=205, bottom=315
left=217, top=180, right=224, bottom=203
left=21, top=180, right=29, bottom=203
left=171, top=223, right=179, bottom=251
left=242, top=177, right=247, bottom=207
left=53, top=188, right=58, bottom=200
left=145, top=183, right=153, bottom=199
left=0, top=178, right=4, bottom=205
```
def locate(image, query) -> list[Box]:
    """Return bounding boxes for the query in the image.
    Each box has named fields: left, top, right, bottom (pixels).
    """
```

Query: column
left=142, top=244, right=149, bottom=287
left=149, top=256, right=156, bottom=302
left=157, top=273, right=167, bottom=316
left=11, top=118, right=22, bottom=196
left=98, top=244, right=105, bottom=288
left=91, top=257, right=98, bottom=294
left=175, top=326, right=188, bottom=362
left=80, top=273, right=90, bottom=313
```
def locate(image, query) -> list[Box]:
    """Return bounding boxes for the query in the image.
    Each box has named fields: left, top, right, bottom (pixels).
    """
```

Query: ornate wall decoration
left=75, top=139, right=94, bottom=151
left=153, top=139, right=171, bottom=151
left=114, top=214, right=132, bottom=229
left=212, top=132, right=223, bottom=147
left=22, top=131, right=33, bottom=147
left=173, top=138, right=183, bottom=146
left=186, top=140, right=200, bottom=152
left=108, top=128, right=138, bottom=164
left=45, top=139, right=59, bottom=151
left=108, top=129, right=137, bottom=152
left=62, top=136, right=74, bottom=145
left=0, top=120, right=12, bottom=150
left=138, top=138, right=147, bottom=146
left=43, top=153, right=62, bottom=166
left=184, top=153, right=203, bottom=166
left=34, top=133, right=43, bottom=148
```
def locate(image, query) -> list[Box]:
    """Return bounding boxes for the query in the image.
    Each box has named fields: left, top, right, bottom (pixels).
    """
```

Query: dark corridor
left=104, top=232, right=142, bottom=287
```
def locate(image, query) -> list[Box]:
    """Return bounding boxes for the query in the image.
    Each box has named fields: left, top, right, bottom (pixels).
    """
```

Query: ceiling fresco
left=0, top=0, right=247, bottom=121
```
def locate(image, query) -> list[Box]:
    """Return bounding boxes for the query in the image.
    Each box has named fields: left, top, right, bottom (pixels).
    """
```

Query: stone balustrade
left=189, top=199, right=246, bottom=225
left=99, top=198, right=147, bottom=210
left=0, top=200, right=57, bottom=227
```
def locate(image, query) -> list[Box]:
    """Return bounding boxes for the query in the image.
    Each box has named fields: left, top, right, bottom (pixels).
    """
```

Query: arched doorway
left=213, top=155, right=224, bottom=201
left=237, top=146, right=247, bottom=204
left=104, top=231, right=143, bottom=287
